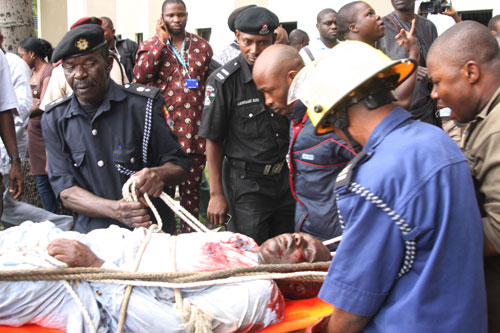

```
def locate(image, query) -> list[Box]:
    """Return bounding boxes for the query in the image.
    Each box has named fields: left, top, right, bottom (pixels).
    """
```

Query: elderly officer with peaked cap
left=42, top=24, right=190, bottom=233
left=199, top=7, right=295, bottom=244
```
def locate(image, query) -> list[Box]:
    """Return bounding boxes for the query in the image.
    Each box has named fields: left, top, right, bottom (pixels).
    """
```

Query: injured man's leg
left=0, top=221, right=332, bottom=332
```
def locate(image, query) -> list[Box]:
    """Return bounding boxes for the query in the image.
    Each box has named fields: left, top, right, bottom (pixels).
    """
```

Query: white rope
left=322, top=235, right=342, bottom=246
left=62, top=280, right=97, bottom=333
left=117, top=177, right=164, bottom=333
left=171, top=235, right=213, bottom=332
left=122, top=176, right=209, bottom=233
left=159, top=192, right=210, bottom=233
left=116, top=177, right=213, bottom=332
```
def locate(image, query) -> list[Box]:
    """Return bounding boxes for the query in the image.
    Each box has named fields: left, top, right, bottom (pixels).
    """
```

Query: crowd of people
left=0, top=0, right=500, bottom=331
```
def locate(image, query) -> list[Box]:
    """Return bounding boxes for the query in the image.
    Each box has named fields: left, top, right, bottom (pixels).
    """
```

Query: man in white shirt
left=299, top=8, right=338, bottom=64
left=0, top=42, right=23, bottom=200
left=0, top=28, right=73, bottom=230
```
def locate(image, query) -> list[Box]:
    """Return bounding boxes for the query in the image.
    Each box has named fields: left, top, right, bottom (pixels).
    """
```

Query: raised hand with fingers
left=395, top=18, right=420, bottom=63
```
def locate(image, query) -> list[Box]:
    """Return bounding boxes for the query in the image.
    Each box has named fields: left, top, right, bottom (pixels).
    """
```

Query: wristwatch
left=9, top=156, right=21, bottom=164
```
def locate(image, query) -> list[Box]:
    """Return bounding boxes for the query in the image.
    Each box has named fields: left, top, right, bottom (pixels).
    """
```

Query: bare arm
left=0, top=110, right=23, bottom=199
left=206, top=139, right=228, bottom=225
left=323, top=308, right=372, bottom=333
left=60, top=163, right=187, bottom=228
left=393, top=19, right=419, bottom=109
left=60, top=185, right=153, bottom=229
left=442, top=5, right=462, bottom=23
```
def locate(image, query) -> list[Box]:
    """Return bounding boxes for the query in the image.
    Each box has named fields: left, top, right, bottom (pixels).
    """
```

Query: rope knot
left=176, top=298, right=214, bottom=333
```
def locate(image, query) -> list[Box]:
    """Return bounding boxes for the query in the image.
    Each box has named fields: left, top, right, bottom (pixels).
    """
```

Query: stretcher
left=0, top=297, right=333, bottom=333
left=0, top=326, right=63, bottom=333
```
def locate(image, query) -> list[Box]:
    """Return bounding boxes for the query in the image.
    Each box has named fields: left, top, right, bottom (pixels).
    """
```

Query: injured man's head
left=258, top=232, right=332, bottom=264
left=258, top=232, right=332, bottom=300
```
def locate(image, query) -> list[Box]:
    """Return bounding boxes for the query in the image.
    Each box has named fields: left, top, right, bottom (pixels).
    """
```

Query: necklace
left=31, top=62, right=48, bottom=84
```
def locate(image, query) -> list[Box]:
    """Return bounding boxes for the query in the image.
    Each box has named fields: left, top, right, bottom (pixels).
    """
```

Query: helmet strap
left=363, top=89, right=398, bottom=110
left=323, top=74, right=399, bottom=153
left=329, top=104, right=362, bottom=153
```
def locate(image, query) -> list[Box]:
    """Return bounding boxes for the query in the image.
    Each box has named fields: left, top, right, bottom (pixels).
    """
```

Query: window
left=136, top=33, right=143, bottom=44
left=280, top=22, right=297, bottom=35
left=458, top=9, right=492, bottom=26
left=197, top=28, right=211, bottom=41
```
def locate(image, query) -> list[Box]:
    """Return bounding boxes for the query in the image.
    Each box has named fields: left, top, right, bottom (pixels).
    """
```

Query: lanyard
left=168, top=39, right=189, bottom=76
left=288, top=109, right=309, bottom=207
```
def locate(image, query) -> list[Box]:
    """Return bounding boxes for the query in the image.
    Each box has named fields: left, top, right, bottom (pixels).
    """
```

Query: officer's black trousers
left=223, top=159, right=295, bottom=245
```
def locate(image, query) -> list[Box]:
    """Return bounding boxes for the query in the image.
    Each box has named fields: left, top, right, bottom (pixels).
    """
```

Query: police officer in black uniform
left=42, top=24, right=190, bottom=233
left=199, top=7, right=295, bottom=244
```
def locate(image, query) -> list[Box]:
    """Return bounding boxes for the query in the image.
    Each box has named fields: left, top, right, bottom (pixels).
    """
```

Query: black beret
left=52, top=24, right=107, bottom=63
left=227, top=5, right=256, bottom=32
left=234, top=7, right=279, bottom=35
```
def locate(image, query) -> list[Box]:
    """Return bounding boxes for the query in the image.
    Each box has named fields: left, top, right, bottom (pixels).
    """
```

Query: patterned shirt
left=134, top=33, right=213, bottom=155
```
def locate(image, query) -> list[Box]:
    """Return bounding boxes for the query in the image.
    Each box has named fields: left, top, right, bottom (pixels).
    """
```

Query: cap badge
left=76, top=39, right=89, bottom=51
left=259, top=24, right=269, bottom=35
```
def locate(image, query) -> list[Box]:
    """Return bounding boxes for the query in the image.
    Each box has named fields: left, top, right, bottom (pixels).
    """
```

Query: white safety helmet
left=288, top=41, right=416, bottom=135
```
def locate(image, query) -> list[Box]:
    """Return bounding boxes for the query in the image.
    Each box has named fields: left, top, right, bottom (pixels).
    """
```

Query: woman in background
left=18, top=37, right=58, bottom=214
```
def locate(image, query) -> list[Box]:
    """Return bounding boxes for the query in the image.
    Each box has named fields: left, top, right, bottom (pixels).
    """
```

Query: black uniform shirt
left=115, top=37, right=139, bottom=82
left=198, top=54, right=289, bottom=164
left=42, top=81, right=190, bottom=232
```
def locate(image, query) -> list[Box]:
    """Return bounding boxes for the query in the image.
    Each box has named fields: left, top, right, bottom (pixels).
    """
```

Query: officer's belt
left=226, top=157, right=285, bottom=176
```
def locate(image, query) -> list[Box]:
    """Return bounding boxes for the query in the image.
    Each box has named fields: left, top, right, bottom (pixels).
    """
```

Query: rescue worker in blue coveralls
left=252, top=44, right=355, bottom=250
left=42, top=24, right=190, bottom=234
left=199, top=7, right=295, bottom=245
left=293, top=41, right=487, bottom=332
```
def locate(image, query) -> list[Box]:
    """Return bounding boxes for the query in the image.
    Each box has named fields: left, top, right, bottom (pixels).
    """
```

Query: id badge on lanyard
left=184, top=78, right=199, bottom=88
left=168, top=39, right=199, bottom=89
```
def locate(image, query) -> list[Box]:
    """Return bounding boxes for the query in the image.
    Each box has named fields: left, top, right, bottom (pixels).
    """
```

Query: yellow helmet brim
left=288, top=41, right=416, bottom=135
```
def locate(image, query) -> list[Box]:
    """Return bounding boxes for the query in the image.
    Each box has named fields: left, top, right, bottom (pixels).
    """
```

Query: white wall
left=66, top=0, right=86, bottom=31
left=183, top=0, right=236, bottom=54
left=39, top=0, right=500, bottom=52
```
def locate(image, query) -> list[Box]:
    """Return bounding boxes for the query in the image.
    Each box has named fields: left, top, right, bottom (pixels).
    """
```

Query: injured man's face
left=258, top=232, right=332, bottom=264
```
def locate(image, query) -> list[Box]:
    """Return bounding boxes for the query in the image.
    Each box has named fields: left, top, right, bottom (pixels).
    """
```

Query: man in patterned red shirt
left=134, top=0, right=213, bottom=231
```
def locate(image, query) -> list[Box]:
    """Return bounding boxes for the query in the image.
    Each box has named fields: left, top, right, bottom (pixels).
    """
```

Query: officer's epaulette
left=213, top=60, right=240, bottom=83
left=123, top=83, right=161, bottom=99
left=44, top=94, right=72, bottom=113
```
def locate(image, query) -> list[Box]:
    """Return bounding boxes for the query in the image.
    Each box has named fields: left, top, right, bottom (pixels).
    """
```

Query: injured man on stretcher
left=0, top=221, right=331, bottom=332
